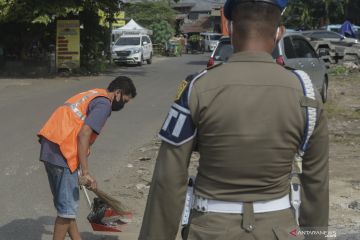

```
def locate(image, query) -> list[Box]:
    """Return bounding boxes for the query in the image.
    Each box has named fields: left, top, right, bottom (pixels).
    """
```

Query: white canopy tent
left=112, top=19, right=153, bottom=42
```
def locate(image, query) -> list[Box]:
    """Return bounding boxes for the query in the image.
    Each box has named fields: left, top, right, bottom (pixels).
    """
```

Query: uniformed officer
left=138, top=0, right=329, bottom=239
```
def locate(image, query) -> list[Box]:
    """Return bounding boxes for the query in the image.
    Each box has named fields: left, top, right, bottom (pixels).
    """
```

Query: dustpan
left=82, top=187, right=133, bottom=232
left=89, top=208, right=133, bottom=232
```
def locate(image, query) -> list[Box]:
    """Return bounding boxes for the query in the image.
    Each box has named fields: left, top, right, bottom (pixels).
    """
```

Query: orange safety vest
left=38, top=89, right=111, bottom=172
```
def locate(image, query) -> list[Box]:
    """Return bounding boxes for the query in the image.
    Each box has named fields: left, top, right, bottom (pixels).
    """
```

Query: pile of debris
left=309, top=39, right=360, bottom=66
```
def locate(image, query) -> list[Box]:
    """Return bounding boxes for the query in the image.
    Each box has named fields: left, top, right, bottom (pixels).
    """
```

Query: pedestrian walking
left=138, top=0, right=329, bottom=239
left=38, top=76, right=136, bottom=240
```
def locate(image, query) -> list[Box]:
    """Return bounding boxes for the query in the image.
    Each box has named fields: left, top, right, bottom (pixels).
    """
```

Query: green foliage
left=189, top=35, right=202, bottom=43
left=329, top=65, right=348, bottom=76
left=283, top=0, right=360, bottom=29
left=79, top=7, right=109, bottom=72
left=0, top=0, right=121, bottom=25
left=122, top=1, right=176, bottom=29
left=0, top=0, right=122, bottom=71
left=150, top=20, right=174, bottom=44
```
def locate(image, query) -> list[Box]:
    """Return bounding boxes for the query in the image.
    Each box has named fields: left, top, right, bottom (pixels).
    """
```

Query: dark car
left=207, top=33, right=328, bottom=102
left=207, top=36, right=232, bottom=67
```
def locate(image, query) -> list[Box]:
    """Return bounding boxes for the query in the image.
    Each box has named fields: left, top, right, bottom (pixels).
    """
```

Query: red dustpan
left=89, top=209, right=133, bottom=232
left=82, top=186, right=133, bottom=232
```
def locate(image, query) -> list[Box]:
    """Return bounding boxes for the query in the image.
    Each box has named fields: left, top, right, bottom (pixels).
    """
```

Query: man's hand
left=79, top=172, right=97, bottom=190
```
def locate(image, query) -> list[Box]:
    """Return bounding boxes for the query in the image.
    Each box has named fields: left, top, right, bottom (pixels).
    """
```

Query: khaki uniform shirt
left=139, top=52, right=329, bottom=240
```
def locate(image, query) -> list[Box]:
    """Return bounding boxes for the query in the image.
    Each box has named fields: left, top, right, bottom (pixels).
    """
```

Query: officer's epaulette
left=206, top=62, right=223, bottom=71
left=175, top=70, right=207, bottom=102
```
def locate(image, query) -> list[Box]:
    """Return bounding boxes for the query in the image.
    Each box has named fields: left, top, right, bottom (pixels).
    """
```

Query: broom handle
left=82, top=187, right=92, bottom=209
left=78, top=169, right=92, bottom=209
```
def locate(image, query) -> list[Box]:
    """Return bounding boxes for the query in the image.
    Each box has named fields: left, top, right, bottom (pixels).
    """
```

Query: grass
left=325, top=66, right=360, bottom=119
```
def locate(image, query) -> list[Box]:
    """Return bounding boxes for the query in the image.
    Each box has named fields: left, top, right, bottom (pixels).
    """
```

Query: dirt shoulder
left=107, top=68, right=360, bottom=239
left=326, top=69, right=360, bottom=239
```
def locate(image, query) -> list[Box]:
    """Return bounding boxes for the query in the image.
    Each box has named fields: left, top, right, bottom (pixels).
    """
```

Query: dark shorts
left=44, top=162, right=79, bottom=219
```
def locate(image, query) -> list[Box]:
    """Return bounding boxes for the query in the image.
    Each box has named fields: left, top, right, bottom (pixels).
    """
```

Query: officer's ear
left=275, top=25, right=286, bottom=43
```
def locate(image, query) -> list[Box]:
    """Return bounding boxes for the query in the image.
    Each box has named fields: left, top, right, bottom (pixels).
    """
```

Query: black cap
left=224, top=0, right=288, bottom=20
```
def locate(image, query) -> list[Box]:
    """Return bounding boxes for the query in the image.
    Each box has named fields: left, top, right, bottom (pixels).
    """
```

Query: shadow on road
left=186, top=60, right=208, bottom=66
left=0, top=216, right=120, bottom=240
left=105, top=67, right=148, bottom=78
left=81, top=232, right=119, bottom=240
left=0, top=216, right=53, bottom=240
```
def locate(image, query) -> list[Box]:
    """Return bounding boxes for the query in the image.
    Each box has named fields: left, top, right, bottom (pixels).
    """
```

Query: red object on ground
left=89, top=209, right=133, bottom=232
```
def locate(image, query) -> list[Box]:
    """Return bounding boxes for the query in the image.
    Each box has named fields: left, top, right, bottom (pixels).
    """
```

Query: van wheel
left=146, top=53, right=153, bottom=64
left=138, top=55, right=143, bottom=66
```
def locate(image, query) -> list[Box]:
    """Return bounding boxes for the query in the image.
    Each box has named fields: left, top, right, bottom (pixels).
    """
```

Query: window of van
left=210, top=35, right=222, bottom=41
left=116, top=37, right=140, bottom=46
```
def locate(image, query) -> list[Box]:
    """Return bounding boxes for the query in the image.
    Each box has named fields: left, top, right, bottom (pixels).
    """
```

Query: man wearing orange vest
left=38, top=76, right=136, bottom=240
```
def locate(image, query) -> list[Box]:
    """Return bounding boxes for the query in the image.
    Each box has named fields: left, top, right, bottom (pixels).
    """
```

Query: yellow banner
left=99, top=10, right=126, bottom=28
left=113, top=20, right=126, bottom=28
left=56, top=20, right=80, bottom=69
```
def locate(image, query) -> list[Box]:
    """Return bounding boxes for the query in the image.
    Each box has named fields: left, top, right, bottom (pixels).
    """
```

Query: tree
left=122, top=1, right=176, bottom=29
left=283, top=0, right=360, bottom=29
left=0, top=0, right=122, bottom=70
left=150, top=20, right=175, bottom=44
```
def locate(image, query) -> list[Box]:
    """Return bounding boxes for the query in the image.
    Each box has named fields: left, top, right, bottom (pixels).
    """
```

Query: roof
left=113, top=19, right=153, bottom=35
left=172, top=0, right=226, bottom=12
left=176, top=14, right=188, bottom=20
left=190, top=2, right=213, bottom=12
left=181, top=15, right=213, bottom=33
left=119, top=34, right=147, bottom=37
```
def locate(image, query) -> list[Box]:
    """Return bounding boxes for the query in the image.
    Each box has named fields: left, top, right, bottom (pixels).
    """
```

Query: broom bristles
left=78, top=176, right=127, bottom=213
left=92, top=188, right=127, bottom=213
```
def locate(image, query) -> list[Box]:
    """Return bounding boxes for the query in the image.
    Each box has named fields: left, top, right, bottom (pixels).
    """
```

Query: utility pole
left=109, top=1, right=123, bottom=65
left=109, top=19, right=113, bottom=65
left=108, top=6, right=113, bottom=65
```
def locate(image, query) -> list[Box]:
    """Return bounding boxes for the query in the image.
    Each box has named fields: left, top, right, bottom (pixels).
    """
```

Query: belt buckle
left=194, top=196, right=208, bottom=212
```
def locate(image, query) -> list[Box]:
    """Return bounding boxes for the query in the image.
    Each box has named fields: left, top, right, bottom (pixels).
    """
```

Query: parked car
left=207, top=33, right=329, bottom=102
left=321, top=24, right=360, bottom=33
left=207, top=36, right=232, bottom=67
left=302, top=30, right=358, bottom=44
left=111, top=34, right=153, bottom=66
left=200, top=32, right=222, bottom=52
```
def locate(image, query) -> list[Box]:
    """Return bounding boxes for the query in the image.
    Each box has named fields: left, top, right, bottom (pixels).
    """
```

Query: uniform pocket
left=187, top=223, right=228, bottom=240
left=184, top=211, right=230, bottom=240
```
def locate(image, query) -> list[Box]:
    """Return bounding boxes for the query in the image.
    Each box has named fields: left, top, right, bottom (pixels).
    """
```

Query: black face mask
left=112, top=94, right=125, bottom=111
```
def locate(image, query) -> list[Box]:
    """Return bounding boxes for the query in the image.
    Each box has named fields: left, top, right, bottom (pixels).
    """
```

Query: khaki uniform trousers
left=183, top=208, right=304, bottom=240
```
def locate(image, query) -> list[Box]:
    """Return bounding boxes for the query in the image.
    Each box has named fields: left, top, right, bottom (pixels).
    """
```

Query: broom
left=79, top=175, right=127, bottom=213
left=92, top=188, right=127, bottom=213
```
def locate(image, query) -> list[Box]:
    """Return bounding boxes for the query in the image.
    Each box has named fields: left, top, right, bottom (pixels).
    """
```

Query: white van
left=200, top=32, right=222, bottom=52
left=111, top=34, right=153, bottom=66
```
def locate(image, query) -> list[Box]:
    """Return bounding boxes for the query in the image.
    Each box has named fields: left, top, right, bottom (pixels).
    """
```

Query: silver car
left=207, top=33, right=328, bottom=102
left=302, top=30, right=358, bottom=44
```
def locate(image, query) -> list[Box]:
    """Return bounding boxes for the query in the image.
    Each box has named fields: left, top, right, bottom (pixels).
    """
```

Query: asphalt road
left=0, top=53, right=210, bottom=240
